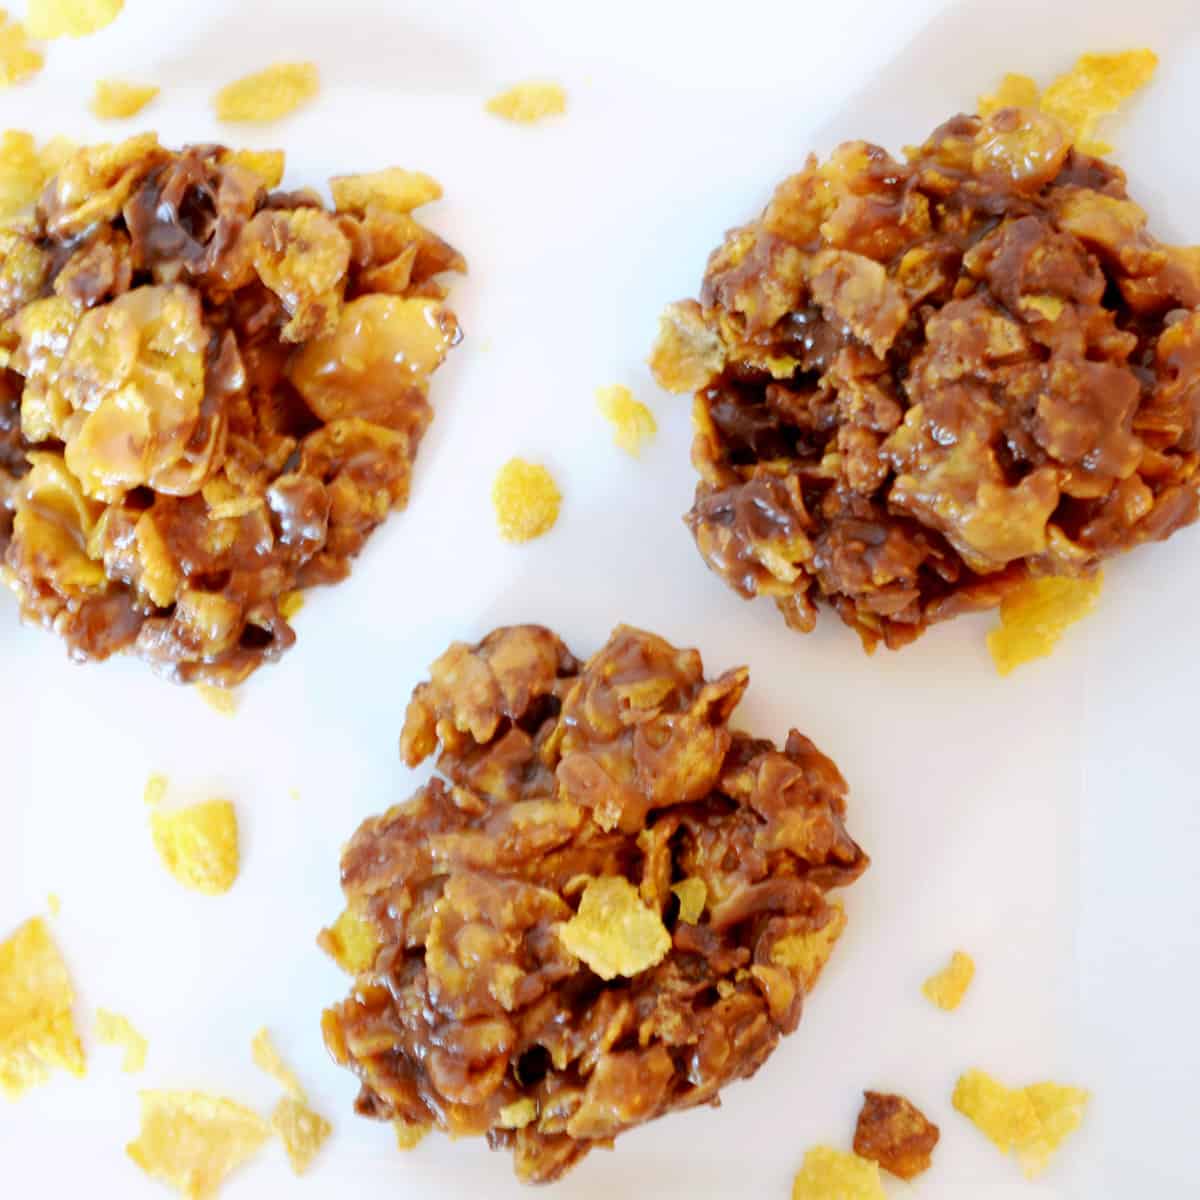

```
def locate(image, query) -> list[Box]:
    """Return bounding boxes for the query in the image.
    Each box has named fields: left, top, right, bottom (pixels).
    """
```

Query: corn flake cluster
left=0, top=134, right=464, bottom=685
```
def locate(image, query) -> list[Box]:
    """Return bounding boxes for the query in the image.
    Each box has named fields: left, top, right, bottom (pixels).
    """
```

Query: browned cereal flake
left=492, top=458, right=561, bottom=542
left=96, top=1008, right=148, bottom=1072
left=792, top=1146, right=886, bottom=1200
left=91, top=79, right=159, bottom=119
left=213, top=62, right=318, bottom=123
left=393, top=1119, right=428, bottom=1150
left=486, top=81, right=566, bottom=124
left=150, top=799, right=239, bottom=895
left=921, top=949, right=975, bottom=1010
left=670, top=876, right=706, bottom=924
left=853, top=1090, right=939, bottom=1179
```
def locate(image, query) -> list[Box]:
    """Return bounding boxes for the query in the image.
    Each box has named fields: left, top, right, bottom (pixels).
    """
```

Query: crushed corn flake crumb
left=318, top=907, right=378, bottom=975
left=499, top=1097, right=538, bottom=1129
left=150, top=799, right=240, bottom=896
left=1041, top=50, right=1158, bottom=154
left=770, top=903, right=846, bottom=991
left=46, top=892, right=61, bottom=916
left=96, top=1008, right=147, bottom=1072
left=394, top=1118, right=429, bottom=1150
left=492, top=457, right=561, bottom=543
left=250, top=1027, right=304, bottom=1099
left=278, top=590, right=304, bottom=621
left=26, top=0, right=122, bottom=38
left=144, top=772, right=168, bottom=807
left=91, top=79, right=159, bottom=119
left=213, top=62, right=319, bottom=124
left=922, top=949, right=975, bottom=1011
left=988, top=573, right=1103, bottom=675
left=0, top=15, right=43, bottom=87
left=597, top=385, right=657, bottom=456
left=330, top=167, right=442, bottom=215
left=485, top=81, right=566, bottom=124
left=558, top=876, right=671, bottom=981
left=792, top=1145, right=886, bottom=1200
left=196, top=684, right=238, bottom=716
left=671, top=877, right=707, bottom=925
left=126, top=1090, right=271, bottom=1200
left=271, top=1095, right=331, bottom=1175
left=0, top=916, right=86, bottom=1098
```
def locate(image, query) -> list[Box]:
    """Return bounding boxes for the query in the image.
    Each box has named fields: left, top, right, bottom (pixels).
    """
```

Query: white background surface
left=2, top=0, right=1198, bottom=1196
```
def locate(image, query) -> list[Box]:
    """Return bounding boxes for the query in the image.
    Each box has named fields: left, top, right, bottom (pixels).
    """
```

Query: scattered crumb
left=792, top=1145, right=886, bottom=1200
left=46, top=892, right=61, bottom=916
left=272, top=1095, right=332, bottom=1175
left=91, top=79, right=159, bottom=119
left=150, top=800, right=240, bottom=896
left=196, top=684, right=238, bottom=717
left=393, top=1118, right=429, bottom=1150
left=0, top=15, right=43, bottom=88
left=491, top=458, right=561, bottom=543
left=250, top=1027, right=304, bottom=1099
left=596, top=384, right=657, bottom=456
left=96, top=1008, right=148, bottom=1073
left=288, top=787, right=300, bottom=802
left=213, top=62, right=319, bottom=124
left=26, top=0, right=123, bottom=38
left=278, top=590, right=304, bottom=621
left=853, top=1091, right=939, bottom=1180
left=317, top=907, right=378, bottom=975
left=922, top=949, right=975, bottom=1011
left=330, top=168, right=442, bottom=215
left=988, top=574, right=1103, bottom=675
left=485, top=80, right=566, bottom=124
left=144, top=773, right=168, bottom=807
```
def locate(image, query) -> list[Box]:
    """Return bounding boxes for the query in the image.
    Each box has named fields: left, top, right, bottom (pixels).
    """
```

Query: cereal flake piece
left=96, top=1008, right=148, bottom=1072
left=770, top=903, right=846, bottom=991
left=46, top=893, right=61, bottom=916
left=558, top=876, right=671, bottom=981
left=1041, top=50, right=1158, bottom=154
left=144, top=773, right=168, bottom=807
left=0, top=15, right=43, bottom=87
left=150, top=800, right=240, bottom=896
left=492, top=457, right=561, bottom=542
left=394, top=1119, right=428, bottom=1150
left=318, top=907, right=378, bottom=975
left=0, top=916, right=86, bottom=1098
left=953, top=1069, right=1042, bottom=1154
left=251, top=1027, right=304, bottom=1098
left=649, top=299, right=726, bottom=393
left=126, top=1090, right=271, bottom=1200
left=1019, top=1082, right=1090, bottom=1178
left=921, top=949, right=975, bottom=1011
left=853, top=1091, right=939, bottom=1180
left=792, top=1145, right=886, bottom=1200
left=213, top=62, right=319, bottom=124
left=91, top=79, right=159, bottom=120
left=330, top=167, right=442, bottom=215
left=979, top=72, right=1039, bottom=117
left=196, top=684, right=238, bottom=717
left=271, top=1095, right=332, bottom=1176
left=0, top=131, right=47, bottom=217
left=26, top=0, right=121, bottom=38
left=987, top=573, right=1103, bottom=676
left=597, top=385, right=657, bottom=456
left=278, top=590, right=304, bottom=620
left=219, top=148, right=285, bottom=189
left=671, top=877, right=707, bottom=925
left=498, top=1098, right=537, bottom=1129
left=485, top=81, right=566, bottom=124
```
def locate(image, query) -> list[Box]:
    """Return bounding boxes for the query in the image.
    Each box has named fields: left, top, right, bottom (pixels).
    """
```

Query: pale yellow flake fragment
left=250, top=1027, right=304, bottom=1098
left=91, top=79, right=159, bottom=119
left=492, top=458, right=561, bottom=543
left=272, top=1095, right=332, bottom=1175
left=922, top=949, right=975, bottom=1011
left=150, top=800, right=240, bottom=896
left=196, top=684, right=238, bottom=716
left=96, top=1008, right=148, bottom=1072
left=597, top=385, right=657, bottom=456
left=558, top=876, right=671, bottom=981
left=988, top=573, right=1103, bottom=675
left=486, top=81, right=566, bottom=124
left=792, top=1145, right=886, bottom=1200
left=213, top=62, right=319, bottom=124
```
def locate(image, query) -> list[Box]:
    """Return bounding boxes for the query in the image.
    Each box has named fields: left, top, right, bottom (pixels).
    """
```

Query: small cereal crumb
left=922, top=949, right=975, bottom=1011
left=219, top=148, right=285, bottom=189
left=330, top=167, right=442, bottom=215
left=649, top=299, right=726, bottom=393
left=1041, top=50, right=1158, bottom=154
left=46, top=892, right=61, bottom=916
left=770, top=903, right=846, bottom=991
left=144, top=773, right=168, bottom=807
left=670, top=877, right=707, bottom=925
left=26, top=0, right=122, bottom=38
left=278, top=590, right=304, bottom=621
left=251, top=1027, right=304, bottom=1098
left=498, top=1098, right=537, bottom=1129
left=196, top=684, right=238, bottom=716
left=317, top=907, right=378, bottom=975
left=96, top=1008, right=148, bottom=1073
left=978, top=72, right=1040, bottom=117
left=597, top=385, right=657, bottom=456
left=91, top=79, right=159, bottom=120
left=271, top=1095, right=332, bottom=1176
left=394, top=1119, right=429, bottom=1150
left=126, top=1090, right=271, bottom=1200
left=485, top=81, right=566, bottom=124
left=792, top=1145, right=886, bottom=1200
left=0, top=15, right=42, bottom=87
left=150, top=800, right=240, bottom=896
left=853, top=1091, right=940, bottom=1180
left=213, top=62, right=319, bottom=124
left=1019, top=1082, right=1091, bottom=1178
left=491, top=458, right=561, bottom=543
left=0, top=916, right=86, bottom=1098
left=558, top=876, right=671, bottom=981
left=288, top=787, right=300, bottom=802
left=988, top=574, right=1103, bottom=675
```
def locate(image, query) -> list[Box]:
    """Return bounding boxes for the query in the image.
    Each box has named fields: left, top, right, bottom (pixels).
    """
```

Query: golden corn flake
left=978, top=72, right=1040, bottom=117
left=492, top=458, right=561, bottom=543
left=271, top=1095, right=332, bottom=1176
left=486, top=81, right=566, bottom=124
left=498, top=1097, right=537, bottom=1129
left=91, top=79, right=159, bottom=120
left=218, top=148, right=285, bottom=189
left=558, top=876, right=671, bottom=981
left=0, top=15, right=43, bottom=87
left=597, top=385, right=657, bottom=457
left=150, top=799, right=240, bottom=896
left=0, top=130, right=47, bottom=218
left=127, top=1090, right=271, bottom=1200
left=318, top=907, right=378, bottom=975
left=394, top=1118, right=429, bottom=1150
left=46, top=892, right=61, bottom=916
left=196, top=683, right=238, bottom=716
left=770, top=903, right=846, bottom=991
left=278, top=589, right=304, bottom=620
left=649, top=299, right=726, bottom=393
left=922, top=949, right=975, bottom=1011
left=144, top=772, right=168, bottom=807
left=213, top=62, right=319, bottom=124
left=251, top=1027, right=304, bottom=1099
left=0, top=916, right=86, bottom=1098
left=791, top=1146, right=886, bottom=1200
left=671, top=877, right=707, bottom=925
left=96, top=1007, right=148, bottom=1072
left=1019, top=1082, right=1090, bottom=1178
left=26, top=0, right=122, bottom=38
left=330, top=167, right=442, bottom=215
left=988, top=572, right=1103, bottom=675
left=1042, top=50, right=1158, bottom=154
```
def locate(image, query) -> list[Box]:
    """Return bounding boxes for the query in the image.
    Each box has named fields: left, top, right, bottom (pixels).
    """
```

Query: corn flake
left=979, top=72, right=1039, bottom=118
left=46, top=892, right=61, bottom=916
left=792, top=1146, right=886, bottom=1200
left=330, top=167, right=442, bottom=215
left=271, top=1095, right=332, bottom=1176
left=498, top=1097, right=537, bottom=1129
left=0, top=15, right=42, bottom=87
left=649, top=299, right=726, bottom=393
left=318, top=907, right=378, bottom=975
left=127, top=1090, right=271, bottom=1200
left=1041, top=50, right=1158, bottom=154
left=770, top=903, right=846, bottom=991
left=150, top=799, right=240, bottom=896
left=251, top=1027, right=304, bottom=1099
left=144, top=772, right=168, bottom=807
left=486, top=81, right=566, bottom=124
left=922, top=949, right=975, bottom=1011
left=0, top=131, right=44, bottom=219
left=558, top=876, right=671, bottom=981
left=988, top=573, right=1103, bottom=675
left=91, top=79, right=159, bottom=120
left=394, top=1118, right=429, bottom=1150
left=1020, top=1082, right=1090, bottom=1178
left=96, top=1007, right=148, bottom=1072
left=671, top=877, right=707, bottom=925
left=196, top=683, right=238, bottom=716
left=492, top=458, right=561, bottom=543
left=597, top=385, right=657, bottom=457
left=213, top=62, right=319, bottom=124
left=26, top=0, right=121, bottom=38
left=0, top=916, right=86, bottom=1098
left=278, top=589, right=304, bottom=620
left=219, top=148, right=285, bottom=189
